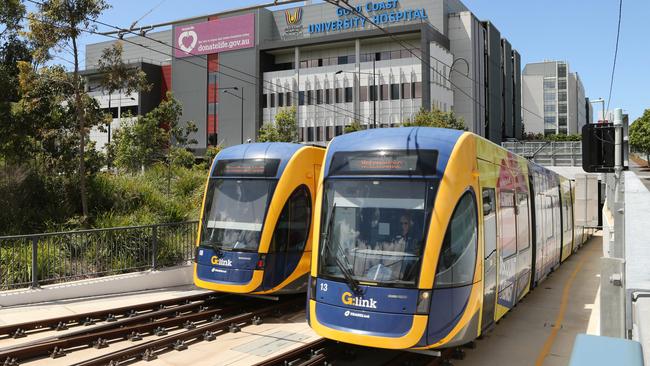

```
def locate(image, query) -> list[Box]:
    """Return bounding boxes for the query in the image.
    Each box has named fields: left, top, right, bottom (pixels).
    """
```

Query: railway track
left=1, top=294, right=304, bottom=366
left=252, top=337, right=471, bottom=366
left=0, top=293, right=219, bottom=340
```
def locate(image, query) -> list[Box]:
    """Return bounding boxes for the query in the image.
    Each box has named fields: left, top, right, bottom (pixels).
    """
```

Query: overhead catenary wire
left=24, top=0, right=374, bottom=127
left=606, top=0, right=623, bottom=112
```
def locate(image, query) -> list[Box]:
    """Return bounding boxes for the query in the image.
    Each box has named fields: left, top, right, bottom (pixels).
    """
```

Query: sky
left=37, top=0, right=648, bottom=122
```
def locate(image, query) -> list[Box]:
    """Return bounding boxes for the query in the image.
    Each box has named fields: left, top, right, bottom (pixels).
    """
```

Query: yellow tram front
left=194, top=143, right=324, bottom=294
left=308, top=128, right=484, bottom=349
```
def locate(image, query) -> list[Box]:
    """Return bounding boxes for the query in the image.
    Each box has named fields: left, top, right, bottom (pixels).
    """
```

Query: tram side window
left=482, top=188, right=497, bottom=259
left=434, top=192, right=477, bottom=288
left=269, top=185, right=312, bottom=253
left=516, top=192, right=530, bottom=251
left=498, top=190, right=517, bottom=258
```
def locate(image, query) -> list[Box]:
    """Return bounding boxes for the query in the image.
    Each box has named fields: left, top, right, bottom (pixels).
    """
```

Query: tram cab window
left=270, top=186, right=311, bottom=253
left=434, top=192, right=477, bottom=288
left=202, top=179, right=275, bottom=252
left=319, top=179, right=437, bottom=286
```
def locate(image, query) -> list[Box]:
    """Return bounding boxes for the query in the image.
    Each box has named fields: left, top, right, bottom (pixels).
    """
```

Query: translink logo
left=341, top=291, right=377, bottom=309
left=211, top=255, right=232, bottom=267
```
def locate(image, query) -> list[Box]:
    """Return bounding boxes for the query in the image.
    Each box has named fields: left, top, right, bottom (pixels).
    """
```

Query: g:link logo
left=341, top=292, right=377, bottom=309
left=211, top=256, right=233, bottom=267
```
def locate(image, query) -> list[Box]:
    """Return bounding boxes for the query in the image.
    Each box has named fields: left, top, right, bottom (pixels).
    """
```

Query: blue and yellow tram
left=194, top=143, right=324, bottom=294
left=307, top=127, right=585, bottom=349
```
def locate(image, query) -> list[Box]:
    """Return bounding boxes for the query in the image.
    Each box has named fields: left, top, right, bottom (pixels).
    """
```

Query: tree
left=630, top=109, right=650, bottom=165
left=27, top=0, right=110, bottom=224
left=96, top=42, right=151, bottom=160
left=402, top=107, right=466, bottom=130
left=344, top=120, right=363, bottom=134
left=113, top=93, right=197, bottom=173
left=258, top=107, right=298, bottom=142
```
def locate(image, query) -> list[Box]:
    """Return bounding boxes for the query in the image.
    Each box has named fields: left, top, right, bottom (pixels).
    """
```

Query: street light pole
left=372, top=58, right=376, bottom=129
left=589, top=98, right=606, bottom=123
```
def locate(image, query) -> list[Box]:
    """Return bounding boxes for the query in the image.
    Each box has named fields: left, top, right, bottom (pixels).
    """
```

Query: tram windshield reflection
left=319, top=179, right=437, bottom=287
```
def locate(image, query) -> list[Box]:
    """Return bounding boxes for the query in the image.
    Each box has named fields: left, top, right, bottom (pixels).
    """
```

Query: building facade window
left=316, top=89, right=323, bottom=105
left=543, top=78, right=556, bottom=89
left=380, top=84, right=389, bottom=100
left=335, top=88, right=342, bottom=103
left=278, top=92, right=284, bottom=107
left=269, top=94, right=275, bottom=108
left=298, top=91, right=305, bottom=106
left=412, top=82, right=422, bottom=99
left=390, top=83, right=399, bottom=100
left=262, top=94, right=268, bottom=108
left=307, top=90, right=314, bottom=105
left=558, top=91, right=567, bottom=102
left=359, top=86, right=368, bottom=102
left=544, top=92, right=556, bottom=101
left=401, top=83, right=411, bottom=99
left=286, top=92, right=292, bottom=106
left=544, top=105, right=556, bottom=113
left=344, top=87, right=353, bottom=103
left=325, top=89, right=332, bottom=104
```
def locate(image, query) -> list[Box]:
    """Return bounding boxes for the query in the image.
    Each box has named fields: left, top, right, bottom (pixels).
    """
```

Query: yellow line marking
left=534, top=255, right=587, bottom=366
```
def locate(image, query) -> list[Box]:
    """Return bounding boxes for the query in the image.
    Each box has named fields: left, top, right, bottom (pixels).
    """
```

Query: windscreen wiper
left=322, top=203, right=362, bottom=295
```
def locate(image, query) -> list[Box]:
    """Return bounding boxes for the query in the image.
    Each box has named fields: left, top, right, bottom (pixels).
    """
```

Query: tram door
left=481, top=187, right=498, bottom=331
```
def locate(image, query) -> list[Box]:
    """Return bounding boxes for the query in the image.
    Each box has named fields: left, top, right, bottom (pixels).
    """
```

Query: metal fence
left=0, top=221, right=198, bottom=290
left=502, top=141, right=583, bottom=167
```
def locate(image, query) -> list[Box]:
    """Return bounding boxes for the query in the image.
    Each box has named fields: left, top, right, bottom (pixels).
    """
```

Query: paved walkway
left=456, top=233, right=602, bottom=366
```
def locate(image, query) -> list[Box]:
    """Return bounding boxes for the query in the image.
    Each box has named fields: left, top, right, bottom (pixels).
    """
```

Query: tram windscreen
left=201, top=179, right=276, bottom=252
left=318, top=179, right=437, bottom=287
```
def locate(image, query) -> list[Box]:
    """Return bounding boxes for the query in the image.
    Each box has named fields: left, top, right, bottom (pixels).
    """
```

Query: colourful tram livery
left=307, top=127, right=586, bottom=349
left=194, top=143, right=324, bottom=294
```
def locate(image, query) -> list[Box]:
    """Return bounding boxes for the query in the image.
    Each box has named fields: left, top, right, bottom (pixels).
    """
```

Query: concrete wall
left=522, top=74, right=544, bottom=134
left=218, top=48, right=259, bottom=145
left=85, top=30, right=172, bottom=69
left=484, top=21, right=502, bottom=144
left=0, top=265, right=194, bottom=307
left=269, top=0, right=466, bottom=41
left=502, top=39, right=513, bottom=138
left=568, top=73, right=578, bottom=134
left=513, top=50, right=522, bottom=139
left=448, top=11, right=485, bottom=135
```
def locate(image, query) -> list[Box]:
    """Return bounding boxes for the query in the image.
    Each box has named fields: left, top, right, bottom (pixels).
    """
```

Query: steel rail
left=0, top=301, right=251, bottom=364
left=0, top=293, right=216, bottom=339
left=70, top=298, right=304, bottom=366
left=0, top=295, right=223, bottom=353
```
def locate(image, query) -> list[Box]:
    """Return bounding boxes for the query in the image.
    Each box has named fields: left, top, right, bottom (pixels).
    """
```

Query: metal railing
left=502, top=141, right=583, bottom=166
left=0, top=221, right=198, bottom=291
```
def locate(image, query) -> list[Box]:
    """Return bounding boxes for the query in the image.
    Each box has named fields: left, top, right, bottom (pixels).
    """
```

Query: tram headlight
left=416, top=290, right=432, bottom=314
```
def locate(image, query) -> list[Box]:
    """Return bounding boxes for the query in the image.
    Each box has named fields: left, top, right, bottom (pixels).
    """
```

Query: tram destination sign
left=213, top=159, right=280, bottom=177
left=329, top=150, right=437, bottom=176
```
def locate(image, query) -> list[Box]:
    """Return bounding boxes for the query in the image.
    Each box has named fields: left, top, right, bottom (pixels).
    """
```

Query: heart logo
left=178, top=30, right=198, bottom=53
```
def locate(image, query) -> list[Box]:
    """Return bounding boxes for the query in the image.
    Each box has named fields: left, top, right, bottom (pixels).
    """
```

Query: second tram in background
left=194, top=143, right=324, bottom=294
left=307, top=127, right=594, bottom=349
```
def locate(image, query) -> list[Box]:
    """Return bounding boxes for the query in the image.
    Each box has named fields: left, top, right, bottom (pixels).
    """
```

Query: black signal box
left=582, top=123, right=616, bottom=173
